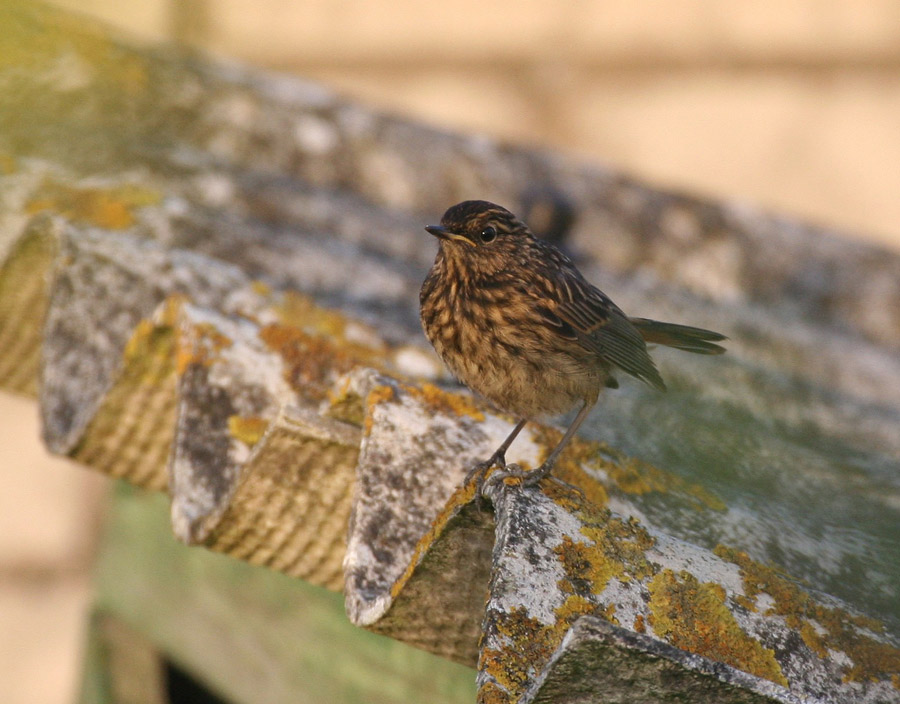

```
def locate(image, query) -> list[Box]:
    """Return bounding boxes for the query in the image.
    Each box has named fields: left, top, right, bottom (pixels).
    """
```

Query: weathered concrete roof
left=2, top=3, right=899, bottom=703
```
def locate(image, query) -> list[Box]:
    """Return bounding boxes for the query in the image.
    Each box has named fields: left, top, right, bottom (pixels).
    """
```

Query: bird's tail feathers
left=629, top=318, right=727, bottom=355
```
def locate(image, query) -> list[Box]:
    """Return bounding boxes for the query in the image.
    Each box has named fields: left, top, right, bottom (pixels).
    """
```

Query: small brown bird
left=420, top=200, right=726, bottom=491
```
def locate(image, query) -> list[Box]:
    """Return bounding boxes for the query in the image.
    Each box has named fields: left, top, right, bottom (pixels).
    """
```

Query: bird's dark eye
left=479, top=226, right=497, bottom=243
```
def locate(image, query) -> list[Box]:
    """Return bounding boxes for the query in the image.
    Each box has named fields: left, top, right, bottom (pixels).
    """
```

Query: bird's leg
left=464, top=419, right=527, bottom=490
left=487, top=401, right=594, bottom=497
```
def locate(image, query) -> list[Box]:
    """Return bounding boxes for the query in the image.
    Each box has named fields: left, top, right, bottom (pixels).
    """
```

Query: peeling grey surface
left=169, top=303, right=297, bottom=544
left=40, top=222, right=263, bottom=455
left=342, top=368, right=497, bottom=625
left=41, top=221, right=170, bottom=453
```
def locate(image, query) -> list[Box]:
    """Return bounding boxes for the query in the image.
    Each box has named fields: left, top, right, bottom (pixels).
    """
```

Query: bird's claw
left=465, top=452, right=508, bottom=508
left=484, top=462, right=586, bottom=501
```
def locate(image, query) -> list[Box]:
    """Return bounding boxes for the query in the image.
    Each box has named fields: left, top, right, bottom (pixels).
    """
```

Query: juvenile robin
left=419, top=200, right=726, bottom=491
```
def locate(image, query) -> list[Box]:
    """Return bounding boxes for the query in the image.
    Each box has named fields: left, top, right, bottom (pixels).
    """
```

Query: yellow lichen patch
left=714, top=544, right=900, bottom=687
left=476, top=681, right=511, bottom=704
left=0, top=2, right=150, bottom=92
left=259, top=323, right=359, bottom=401
left=276, top=291, right=347, bottom=338
left=734, top=594, right=758, bottom=614
left=486, top=607, right=560, bottom=696
left=121, top=319, right=176, bottom=386
left=364, top=384, right=396, bottom=436
left=648, top=568, right=788, bottom=687
left=115, top=297, right=184, bottom=387
left=554, top=535, right=620, bottom=596
left=484, top=594, right=614, bottom=701
left=250, top=280, right=271, bottom=297
left=26, top=180, right=160, bottom=230
left=405, top=382, right=485, bottom=422
left=325, top=378, right=365, bottom=427
left=532, top=427, right=724, bottom=511
left=555, top=509, right=656, bottom=597
left=227, top=415, right=268, bottom=447
left=556, top=594, right=600, bottom=627
left=600, top=602, right=619, bottom=625
left=275, top=291, right=388, bottom=366
left=602, top=445, right=726, bottom=511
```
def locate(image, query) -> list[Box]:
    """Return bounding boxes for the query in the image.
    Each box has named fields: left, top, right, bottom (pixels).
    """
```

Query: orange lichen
left=364, top=384, right=396, bottom=436
left=734, top=594, right=758, bottom=614
left=175, top=321, right=234, bottom=376
left=227, top=415, right=268, bottom=446
left=555, top=536, right=618, bottom=595
left=484, top=606, right=570, bottom=698
left=492, top=608, right=557, bottom=689
left=406, top=382, right=485, bottom=422
left=478, top=500, right=655, bottom=701
left=532, top=426, right=608, bottom=508
left=259, top=323, right=359, bottom=401
left=714, top=544, right=900, bottom=687
left=648, top=568, right=788, bottom=687
left=634, top=613, right=646, bottom=633
left=480, top=508, right=655, bottom=700
left=25, top=180, right=160, bottom=230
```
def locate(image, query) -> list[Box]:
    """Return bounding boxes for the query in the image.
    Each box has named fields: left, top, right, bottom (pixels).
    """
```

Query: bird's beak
left=425, top=225, right=474, bottom=246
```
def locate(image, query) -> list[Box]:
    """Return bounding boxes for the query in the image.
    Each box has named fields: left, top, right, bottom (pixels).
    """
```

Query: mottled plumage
left=420, top=200, right=726, bottom=489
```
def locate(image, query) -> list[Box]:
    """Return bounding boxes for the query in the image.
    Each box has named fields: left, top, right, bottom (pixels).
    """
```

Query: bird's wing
left=536, top=271, right=666, bottom=391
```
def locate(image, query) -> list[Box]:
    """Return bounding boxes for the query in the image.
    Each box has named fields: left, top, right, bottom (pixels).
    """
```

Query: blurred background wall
left=48, top=0, right=900, bottom=251
left=4, top=3, right=899, bottom=703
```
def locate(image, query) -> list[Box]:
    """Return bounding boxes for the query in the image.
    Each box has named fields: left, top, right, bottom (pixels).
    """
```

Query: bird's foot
left=464, top=451, right=508, bottom=507
left=485, top=462, right=586, bottom=501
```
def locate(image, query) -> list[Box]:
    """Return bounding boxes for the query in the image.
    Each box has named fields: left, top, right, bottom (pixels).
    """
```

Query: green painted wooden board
left=84, top=483, right=476, bottom=704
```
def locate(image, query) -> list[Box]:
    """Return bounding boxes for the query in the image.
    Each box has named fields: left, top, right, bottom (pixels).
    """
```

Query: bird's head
left=425, top=200, right=533, bottom=273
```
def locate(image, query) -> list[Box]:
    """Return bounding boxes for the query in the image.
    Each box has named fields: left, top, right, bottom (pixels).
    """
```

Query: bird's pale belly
left=430, top=327, right=602, bottom=420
